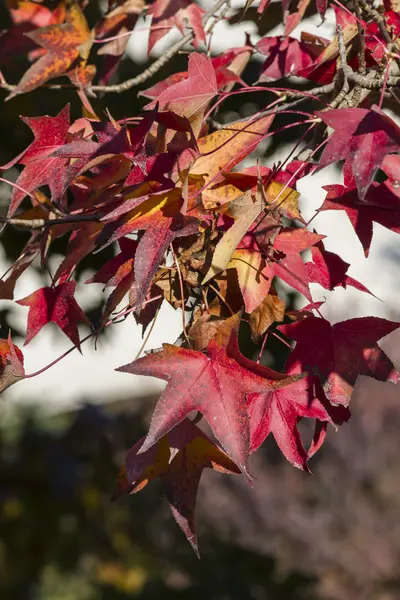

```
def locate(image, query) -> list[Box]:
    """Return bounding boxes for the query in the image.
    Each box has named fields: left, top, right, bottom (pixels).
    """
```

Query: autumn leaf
left=319, top=161, right=400, bottom=257
left=0, top=334, right=25, bottom=394
left=278, top=316, right=400, bottom=406
left=17, top=281, right=91, bottom=349
left=8, top=2, right=92, bottom=99
left=147, top=0, right=206, bottom=54
left=0, top=242, right=39, bottom=300
left=1, top=104, right=70, bottom=215
left=202, top=188, right=268, bottom=284
left=317, top=106, right=400, bottom=200
left=306, top=239, right=373, bottom=295
left=117, top=313, right=300, bottom=477
left=190, top=114, right=275, bottom=187
left=256, top=35, right=314, bottom=81
left=249, top=289, right=285, bottom=342
left=114, top=418, right=240, bottom=556
left=248, top=376, right=334, bottom=470
left=256, top=227, right=325, bottom=302
left=145, top=54, right=217, bottom=137
left=99, top=189, right=199, bottom=308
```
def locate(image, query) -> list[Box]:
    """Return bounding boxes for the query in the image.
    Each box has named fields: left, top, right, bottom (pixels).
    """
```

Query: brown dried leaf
left=249, top=289, right=286, bottom=343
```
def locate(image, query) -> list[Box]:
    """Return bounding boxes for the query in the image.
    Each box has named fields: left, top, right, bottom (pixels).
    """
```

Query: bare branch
left=0, top=214, right=100, bottom=230
left=0, top=0, right=230, bottom=97
left=89, top=0, right=230, bottom=94
left=354, top=0, right=367, bottom=74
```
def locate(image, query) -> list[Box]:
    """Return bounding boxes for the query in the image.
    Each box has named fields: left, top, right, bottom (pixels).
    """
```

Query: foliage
left=1, top=0, right=400, bottom=554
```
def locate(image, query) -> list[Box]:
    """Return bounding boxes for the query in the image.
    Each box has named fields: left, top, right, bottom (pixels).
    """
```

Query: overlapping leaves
left=2, top=0, right=400, bottom=556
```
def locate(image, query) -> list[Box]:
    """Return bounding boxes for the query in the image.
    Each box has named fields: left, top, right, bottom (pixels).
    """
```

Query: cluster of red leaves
left=1, top=0, right=400, bottom=554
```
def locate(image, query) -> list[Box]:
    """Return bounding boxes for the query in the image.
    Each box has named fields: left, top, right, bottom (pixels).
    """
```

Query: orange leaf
left=8, top=2, right=91, bottom=98
left=249, top=289, right=286, bottom=342
left=190, top=114, right=275, bottom=188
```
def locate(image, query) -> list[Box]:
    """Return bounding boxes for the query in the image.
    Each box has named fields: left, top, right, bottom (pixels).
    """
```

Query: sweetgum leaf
left=259, top=228, right=325, bottom=302
left=317, top=106, right=400, bottom=200
left=320, top=161, right=400, bottom=256
left=98, top=189, right=199, bottom=308
left=0, top=335, right=25, bottom=394
left=145, top=54, right=217, bottom=137
left=2, top=104, right=70, bottom=215
left=17, top=281, right=91, bottom=349
left=114, top=418, right=240, bottom=556
left=248, top=376, right=332, bottom=470
left=249, top=289, right=286, bottom=342
left=256, top=36, right=314, bottom=82
left=190, top=114, right=275, bottom=187
left=202, top=189, right=267, bottom=284
left=306, top=239, right=373, bottom=295
left=147, top=0, right=205, bottom=54
left=8, top=3, right=91, bottom=98
left=279, top=316, right=400, bottom=406
left=117, top=313, right=300, bottom=477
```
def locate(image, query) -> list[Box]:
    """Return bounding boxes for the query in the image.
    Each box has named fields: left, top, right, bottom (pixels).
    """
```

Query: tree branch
left=0, top=0, right=230, bottom=97
left=0, top=214, right=100, bottom=230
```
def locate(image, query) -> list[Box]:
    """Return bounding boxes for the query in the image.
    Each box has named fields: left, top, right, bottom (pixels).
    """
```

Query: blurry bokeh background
left=1, top=1, right=400, bottom=599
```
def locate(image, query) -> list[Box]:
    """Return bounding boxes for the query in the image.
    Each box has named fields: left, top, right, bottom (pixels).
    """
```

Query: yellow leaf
left=191, top=114, right=274, bottom=187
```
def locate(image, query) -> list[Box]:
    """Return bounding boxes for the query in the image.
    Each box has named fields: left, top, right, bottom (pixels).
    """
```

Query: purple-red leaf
left=17, top=281, right=91, bottom=349
left=117, top=313, right=300, bottom=477
left=279, top=316, right=400, bottom=406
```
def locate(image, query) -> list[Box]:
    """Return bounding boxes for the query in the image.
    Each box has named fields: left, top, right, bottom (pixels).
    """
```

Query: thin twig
left=170, top=243, right=191, bottom=348
left=354, top=0, right=366, bottom=74
left=207, top=283, right=234, bottom=315
left=24, top=293, right=164, bottom=379
left=257, top=331, right=269, bottom=364
left=91, top=0, right=229, bottom=94
left=210, top=83, right=336, bottom=129
left=0, top=0, right=230, bottom=96
left=133, top=304, right=161, bottom=361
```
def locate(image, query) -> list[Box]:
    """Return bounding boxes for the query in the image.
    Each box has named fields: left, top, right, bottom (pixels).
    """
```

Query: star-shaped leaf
left=306, top=239, right=373, bottom=295
left=0, top=334, right=25, bottom=394
left=2, top=104, right=70, bottom=215
left=278, top=315, right=400, bottom=406
left=319, top=161, right=400, bottom=256
left=248, top=376, right=335, bottom=470
left=117, top=313, right=301, bottom=477
left=114, top=418, right=240, bottom=556
left=99, top=189, right=198, bottom=308
left=317, top=106, right=400, bottom=200
left=145, top=53, right=217, bottom=137
left=17, top=280, right=91, bottom=349
left=147, top=0, right=205, bottom=54
left=8, top=2, right=92, bottom=98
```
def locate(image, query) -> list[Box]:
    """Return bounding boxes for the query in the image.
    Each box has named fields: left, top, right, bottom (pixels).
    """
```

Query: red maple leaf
left=1, top=104, right=70, bottom=215
left=17, top=281, right=91, bottom=349
left=306, top=239, right=373, bottom=295
left=117, top=314, right=300, bottom=477
left=316, top=105, right=400, bottom=200
left=319, top=161, right=400, bottom=256
left=98, top=189, right=199, bottom=308
left=256, top=36, right=314, bottom=82
left=147, top=0, right=206, bottom=54
left=0, top=334, right=25, bottom=394
left=278, top=315, right=400, bottom=406
left=248, top=376, right=340, bottom=470
left=262, top=227, right=325, bottom=301
left=144, top=54, right=217, bottom=137
left=113, top=418, right=240, bottom=556
left=8, top=2, right=91, bottom=98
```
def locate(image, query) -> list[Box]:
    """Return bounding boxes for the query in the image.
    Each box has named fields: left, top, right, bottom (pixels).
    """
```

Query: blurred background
left=1, top=1, right=400, bottom=599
